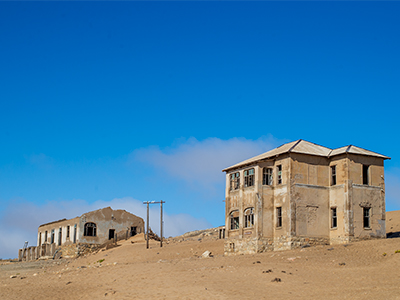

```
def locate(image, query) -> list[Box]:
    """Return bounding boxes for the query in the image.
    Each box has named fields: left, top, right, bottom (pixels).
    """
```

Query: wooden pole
left=160, top=201, right=163, bottom=247
left=146, top=202, right=149, bottom=249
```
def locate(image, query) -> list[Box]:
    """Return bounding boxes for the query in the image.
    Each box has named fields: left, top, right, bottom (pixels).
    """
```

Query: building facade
left=222, top=140, right=390, bottom=255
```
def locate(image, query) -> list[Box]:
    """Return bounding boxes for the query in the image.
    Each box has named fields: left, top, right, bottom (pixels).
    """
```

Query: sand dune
left=1, top=212, right=400, bottom=299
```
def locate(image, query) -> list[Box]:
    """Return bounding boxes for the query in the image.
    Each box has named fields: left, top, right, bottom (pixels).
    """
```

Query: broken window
left=244, top=207, right=254, bottom=228
left=230, top=172, right=240, bottom=190
left=331, top=207, right=337, bottom=228
left=58, top=228, right=62, bottom=246
left=244, top=168, right=255, bottom=187
left=363, top=165, right=369, bottom=185
left=277, top=165, right=282, bottom=185
left=51, top=229, right=55, bottom=244
left=331, top=165, right=336, bottom=186
left=230, top=210, right=239, bottom=230
left=276, top=207, right=282, bottom=228
left=66, top=225, right=70, bottom=238
left=73, top=224, right=77, bottom=243
left=263, top=168, right=273, bottom=185
left=363, top=207, right=371, bottom=228
left=84, top=222, right=97, bottom=237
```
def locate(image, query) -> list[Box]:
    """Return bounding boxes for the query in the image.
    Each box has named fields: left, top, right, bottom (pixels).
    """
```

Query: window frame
left=263, top=168, right=273, bottom=186
left=84, top=222, right=97, bottom=237
left=244, top=207, right=254, bottom=228
left=331, top=165, right=337, bottom=186
left=331, top=207, right=337, bottom=228
left=363, top=165, right=369, bottom=185
left=230, top=172, right=240, bottom=190
left=244, top=168, right=255, bottom=188
left=363, top=207, right=371, bottom=228
left=229, top=210, right=239, bottom=230
left=277, top=165, right=282, bottom=185
left=276, top=207, right=282, bottom=228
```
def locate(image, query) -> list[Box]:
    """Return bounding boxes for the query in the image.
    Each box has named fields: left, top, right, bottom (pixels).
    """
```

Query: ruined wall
left=37, top=217, right=80, bottom=247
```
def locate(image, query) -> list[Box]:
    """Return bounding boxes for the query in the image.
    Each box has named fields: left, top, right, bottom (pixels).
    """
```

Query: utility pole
left=143, top=200, right=165, bottom=249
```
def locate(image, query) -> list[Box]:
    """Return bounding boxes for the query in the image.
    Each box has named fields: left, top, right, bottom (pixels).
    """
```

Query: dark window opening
left=277, top=165, right=282, bottom=185
left=331, top=165, right=337, bottom=186
left=45, top=231, right=48, bottom=243
left=244, top=168, right=255, bottom=187
left=276, top=207, right=282, bottom=227
left=84, top=222, right=97, bottom=237
left=58, top=228, right=62, bottom=246
left=230, top=211, right=239, bottom=230
left=67, top=225, right=70, bottom=238
left=38, top=232, right=42, bottom=246
left=363, top=165, right=369, bottom=185
left=230, top=172, right=240, bottom=190
left=244, top=207, right=254, bottom=228
left=263, top=168, right=273, bottom=185
left=73, top=224, right=77, bottom=243
left=331, top=207, right=337, bottom=228
left=109, top=229, right=115, bottom=240
left=51, top=229, right=55, bottom=244
left=363, top=207, right=371, bottom=228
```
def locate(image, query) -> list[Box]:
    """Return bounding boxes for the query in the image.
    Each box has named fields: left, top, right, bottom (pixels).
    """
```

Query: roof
left=222, top=139, right=390, bottom=172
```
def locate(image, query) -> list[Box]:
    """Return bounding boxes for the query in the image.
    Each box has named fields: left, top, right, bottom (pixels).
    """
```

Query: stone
left=202, top=251, right=212, bottom=258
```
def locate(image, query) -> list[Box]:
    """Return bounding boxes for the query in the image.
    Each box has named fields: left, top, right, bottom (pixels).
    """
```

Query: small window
left=244, top=208, right=254, bottom=228
left=73, top=224, right=77, bottom=243
left=58, top=228, right=62, bottom=246
left=276, top=207, right=282, bottom=227
left=263, top=168, right=273, bottom=185
left=230, top=172, right=240, bottom=190
left=84, top=222, right=97, bottom=237
left=277, top=165, right=282, bottom=185
left=66, top=225, right=70, bottom=238
left=45, top=231, right=48, bottom=243
left=363, top=207, right=371, bottom=228
left=230, top=211, right=239, bottom=230
left=38, top=232, right=42, bottom=246
left=244, top=168, right=255, bottom=187
left=331, top=165, right=336, bottom=186
left=363, top=165, right=369, bottom=185
left=51, top=229, right=55, bottom=244
left=331, top=207, right=337, bottom=228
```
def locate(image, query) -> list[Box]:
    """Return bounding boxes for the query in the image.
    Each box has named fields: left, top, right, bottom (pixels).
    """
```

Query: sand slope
left=1, top=212, right=400, bottom=299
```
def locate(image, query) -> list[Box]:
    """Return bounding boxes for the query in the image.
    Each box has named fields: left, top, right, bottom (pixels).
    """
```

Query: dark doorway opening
left=109, top=229, right=115, bottom=240
left=130, top=226, right=137, bottom=237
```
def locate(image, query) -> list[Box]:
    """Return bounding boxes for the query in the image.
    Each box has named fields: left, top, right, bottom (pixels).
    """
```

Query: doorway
left=130, top=226, right=137, bottom=237
left=109, top=229, right=115, bottom=240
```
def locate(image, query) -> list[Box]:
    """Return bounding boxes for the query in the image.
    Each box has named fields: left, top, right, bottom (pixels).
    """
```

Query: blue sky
left=0, top=1, right=399, bottom=258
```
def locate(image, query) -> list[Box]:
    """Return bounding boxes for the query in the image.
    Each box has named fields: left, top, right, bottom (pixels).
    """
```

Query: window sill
left=330, top=227, right=337, bottom=231
left=363, top=227, right=372, bottom=230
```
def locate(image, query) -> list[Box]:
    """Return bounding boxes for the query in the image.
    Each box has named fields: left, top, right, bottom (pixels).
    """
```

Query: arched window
left=244, top=207, right=254, bottom=228
left=230, top=210, right=239, bottom=230
left=84, top=222, right=97, bottom=237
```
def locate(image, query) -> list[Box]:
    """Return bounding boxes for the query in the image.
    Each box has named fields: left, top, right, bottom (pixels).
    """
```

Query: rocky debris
left=10, top=275, right=18, bottom=279
left=271, top=277, right=281, bottom=282
left=201, top=251, right=212, bottom=258
left=263, top=269, right=273, bottom=273
left=339, top=262, right=346, bottom=266
left=168, top=226, right=225, bottom=242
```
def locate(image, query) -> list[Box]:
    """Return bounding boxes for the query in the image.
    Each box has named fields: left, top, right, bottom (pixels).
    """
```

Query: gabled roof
left=222, top=139, right=390, bottom=172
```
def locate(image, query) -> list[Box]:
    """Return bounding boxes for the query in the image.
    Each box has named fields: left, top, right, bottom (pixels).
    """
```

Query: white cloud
left=131, top=135, right=283, bottom=188
left=0, top=197, right=212, bottom=259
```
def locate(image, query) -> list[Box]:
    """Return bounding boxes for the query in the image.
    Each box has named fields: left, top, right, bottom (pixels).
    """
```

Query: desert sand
left=1, top=211, right=400, bottom=300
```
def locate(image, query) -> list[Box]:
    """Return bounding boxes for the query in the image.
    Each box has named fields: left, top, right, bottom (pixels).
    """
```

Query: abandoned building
left=19, top=207, right=144, bottom=261
left=222, top=140, right=390, bottom=255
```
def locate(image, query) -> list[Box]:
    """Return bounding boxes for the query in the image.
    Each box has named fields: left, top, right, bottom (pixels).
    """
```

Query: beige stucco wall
left=38, top=217, right=80, bottom=247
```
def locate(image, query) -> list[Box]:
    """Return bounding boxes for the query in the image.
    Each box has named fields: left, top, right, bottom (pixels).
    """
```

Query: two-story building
left=222, top=140, right=390, bottom=255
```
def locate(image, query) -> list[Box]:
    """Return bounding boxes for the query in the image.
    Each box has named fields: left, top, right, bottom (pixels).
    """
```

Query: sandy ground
left=1, top=212, right=400, bottom=300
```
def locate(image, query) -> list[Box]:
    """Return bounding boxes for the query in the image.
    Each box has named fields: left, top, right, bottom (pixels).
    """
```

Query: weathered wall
left=38, top=217, right=80, bottom=247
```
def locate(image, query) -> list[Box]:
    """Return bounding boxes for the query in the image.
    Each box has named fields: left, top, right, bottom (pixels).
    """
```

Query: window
left=230, top=211, right=239, bottom=230
left=277, top=165, right=282, bottom=185
left=45, top=231, right=48, bottom=243
left=263, top=168, right=273, bottom=185
left=51, top=229, right=55, bottom=244
left=230, top=172, right=240, bottom=190
left=244, top=168, right=255, bottom=187
left=84, top=222, right=97, bottom=237
left=363, top=165, right=369, bottom=185
left=276, top=207, right=282, bottom=227
left=363, top=207, right=371, bottom=228
left=244, top=208, right=254, bottom=228
left=67, top=225, right=70, bottom=238
left=331, top=207, right=337, bottom=228
left=73, top=224, right=77, bottom=243
left=38, top=232, right=42, bottom=246
left=331, top=165, right=336, bottom=186
left=58, top=228, right=62, bottom=246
